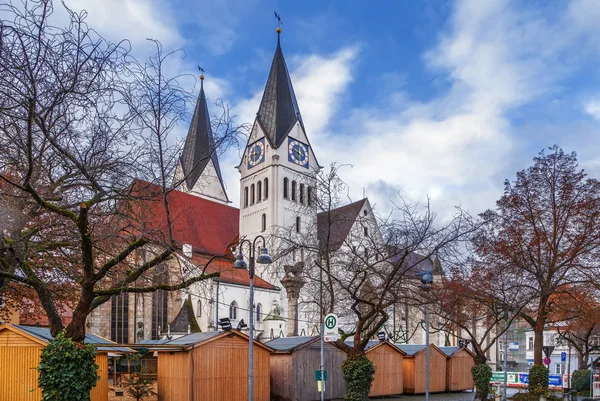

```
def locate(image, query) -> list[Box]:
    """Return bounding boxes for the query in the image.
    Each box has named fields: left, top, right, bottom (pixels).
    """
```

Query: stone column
left=281, top=261, right=306, bottom=336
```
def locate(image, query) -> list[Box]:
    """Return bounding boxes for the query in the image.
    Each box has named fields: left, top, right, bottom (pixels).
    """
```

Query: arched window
left=283, top=178, right=289, bottom=199
left=257, top=181, right=262, bottom=202
left=296, top=216, right=301, bottom=233
left=196, top=300, right=202, bottom=317
left=364, top=248, right=369, bottom=260
left=261, top=213, right=266, bottom=232
left=229, top=301, right=237, bottom=320
left=364, top=226, right=368, bottom=236
left=264, top=178, right=269, bottom=199
left=363, top=210, right=368, bottom=216
left=300, top=184, right=305, bottom=204
left=307, top=187, right=313, bottom=206
left=250, top=184, right=255, bottom=204
left=291, top=181, right=297, bottom=201
left=244, top=187, right=248, bottom=207
left=256, top=303, right=262, bottom=322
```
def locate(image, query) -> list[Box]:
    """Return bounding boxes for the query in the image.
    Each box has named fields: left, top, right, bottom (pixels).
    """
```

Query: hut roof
left=439, top=346, right=477, bottom=358
left=137, top=339, right=169, bottom=345
left=160, top=330, right=273, bottom=352
left=364, top=340, right=406, bottom=354
left=4, top=324, right=132, bottom=353
left=265, top=336, right=317, bottom=351
left=395, top=344, right=426, bottom=356
left=439, top=346, right=460, bottom=357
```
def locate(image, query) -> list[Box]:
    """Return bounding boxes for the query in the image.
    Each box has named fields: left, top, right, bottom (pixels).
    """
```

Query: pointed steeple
left=256, top=27, right=304, bottom=149
left=179, top=76, right=226, bottom=193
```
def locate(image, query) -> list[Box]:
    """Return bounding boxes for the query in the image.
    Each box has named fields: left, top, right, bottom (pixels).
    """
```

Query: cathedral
left=86, top=28, right=449, bottom=347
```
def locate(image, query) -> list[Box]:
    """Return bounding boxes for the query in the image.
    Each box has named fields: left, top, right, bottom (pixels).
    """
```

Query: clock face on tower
left=288, top=138, right=309, bottom=168
left=247, top=138, right=265, bottom=169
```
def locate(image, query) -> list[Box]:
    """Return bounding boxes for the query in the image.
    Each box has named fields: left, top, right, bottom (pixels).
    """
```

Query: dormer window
left=183, top=244, right=193, bottom=258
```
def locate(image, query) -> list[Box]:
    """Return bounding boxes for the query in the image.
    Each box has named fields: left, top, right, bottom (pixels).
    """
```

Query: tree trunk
left=534, top=324, right=544, bottom=365
left=65, top=287, right=95, bottom=342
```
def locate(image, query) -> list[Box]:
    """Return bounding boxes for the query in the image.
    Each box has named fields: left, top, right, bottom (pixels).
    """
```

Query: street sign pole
left=503, top=317, right=508, bottom=401
left=318, top=261, right=325, bottom=401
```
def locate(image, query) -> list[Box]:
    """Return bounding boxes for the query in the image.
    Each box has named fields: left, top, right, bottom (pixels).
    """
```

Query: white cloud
left=583, top=99, right=600, bottom=121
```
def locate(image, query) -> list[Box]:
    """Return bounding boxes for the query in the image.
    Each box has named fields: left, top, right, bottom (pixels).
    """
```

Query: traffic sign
left=324, top=313, right=338, bottom=341
left=543, top=346, right=555, bottom=358
left=544, top=357, right=551, bottom=366
left=561, top=352, right=566, bottom=362
left=315, top=370, right=328, bottom=381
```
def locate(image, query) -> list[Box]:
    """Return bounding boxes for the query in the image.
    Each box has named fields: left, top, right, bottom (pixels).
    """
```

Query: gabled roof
left=343, top=339, right=406, bottom=355
left=389, top=250, right=436, bottom=277
left=395, top=343, right=445, bottom=357
left=169, top=296, right=200, bottom=334
left=127, top=180, right=238, bottom=256
left=179, top=79, right=227, bottom=196
left=265, top=336, right=317, bottom=351
left=2, top=324, right=132, bottom=353
left=256, top=33, right=304, bottom=149
left=317, top=199, right=367, bottom=252
left=439, top=346, right=476, bottom=358
left=160, top=330, right=274, bottom=353
left=194, top=256, right=279, bottom=291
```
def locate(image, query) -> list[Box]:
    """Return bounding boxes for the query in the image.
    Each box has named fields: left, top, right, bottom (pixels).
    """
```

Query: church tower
left=237, top=28, right=321, bottom=334
left=175, top=75, right=229, bottom=204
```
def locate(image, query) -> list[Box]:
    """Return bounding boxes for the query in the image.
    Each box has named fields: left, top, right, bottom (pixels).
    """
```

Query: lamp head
left=420, top=272, right=433, bottom=285
left=233, top=252, right=248, bottom=270
left=256, top=247, right=273, bottom=265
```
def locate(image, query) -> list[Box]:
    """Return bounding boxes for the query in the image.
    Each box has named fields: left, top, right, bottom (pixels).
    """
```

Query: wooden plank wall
left=291, top=342, right=346, bottom=401
left=0, top=329, right=109, bottom=401
left=412, top=347, right=447, bottom=393
left=187, top=335, right=270, bottom=401
left=270, top=353, right=293, bottom=400
left=402, top=357, right=415, bottom=393
left=367, top=344, right=403, bottom=397
left=158, top=351, right=192, bottom=401
left=446, top=349, right=474, bottom=391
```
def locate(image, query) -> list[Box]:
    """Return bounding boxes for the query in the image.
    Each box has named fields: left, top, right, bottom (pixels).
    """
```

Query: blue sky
left=63, top=0, right=600, bottom=218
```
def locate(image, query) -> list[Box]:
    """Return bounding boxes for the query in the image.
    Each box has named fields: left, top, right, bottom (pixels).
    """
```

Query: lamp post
left=420, top=271, right=433, bottom=401
left=233, top=235, right=273, bottom=401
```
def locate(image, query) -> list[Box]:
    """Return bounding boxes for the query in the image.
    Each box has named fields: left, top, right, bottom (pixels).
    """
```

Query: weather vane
left=274, top=11, right=282, bottom=27
left=198, top=65, right=205, bottom=75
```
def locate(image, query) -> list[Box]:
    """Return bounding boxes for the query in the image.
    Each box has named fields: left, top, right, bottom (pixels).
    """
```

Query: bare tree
left=0, top=0, right=244, bottom=342
left=474, top=146, right=600, bottom=366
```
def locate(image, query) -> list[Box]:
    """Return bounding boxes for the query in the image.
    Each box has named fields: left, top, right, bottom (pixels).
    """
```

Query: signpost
left=561, top=352, right=567, bottom=362
left=324, top=313, right=338, bottom=342
left=544, top=357, right=551, bottom=367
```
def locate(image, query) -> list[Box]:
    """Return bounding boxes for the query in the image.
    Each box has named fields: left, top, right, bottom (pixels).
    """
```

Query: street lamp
left=232, top=235, right=272, bottom=401
left=420, top=271, right=433, bottom=401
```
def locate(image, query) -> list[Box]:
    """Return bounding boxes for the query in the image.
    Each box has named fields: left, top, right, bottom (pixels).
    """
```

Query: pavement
left=368, top=392, right=476, bottom=401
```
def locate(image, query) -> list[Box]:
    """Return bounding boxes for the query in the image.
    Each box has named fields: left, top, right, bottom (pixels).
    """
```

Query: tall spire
left=256, top=26, right=304, bottom=149
left=179, top=75, right=226, bottom=192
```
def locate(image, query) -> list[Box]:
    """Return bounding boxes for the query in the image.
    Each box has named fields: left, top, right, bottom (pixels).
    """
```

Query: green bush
left=471, top=363, right=492, bottom=400
left=529, top=364, right=549, bottom=396
left=511, top=391, right=561, bottom=401
left=572, top=369, right=590, bottom=393
left=38, top=331, right=99, bottom=401
left=342, top=354, right=375, bottom=401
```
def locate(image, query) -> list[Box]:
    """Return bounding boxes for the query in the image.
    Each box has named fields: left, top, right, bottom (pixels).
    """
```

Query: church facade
left=86, top=29, right=454, bottom=347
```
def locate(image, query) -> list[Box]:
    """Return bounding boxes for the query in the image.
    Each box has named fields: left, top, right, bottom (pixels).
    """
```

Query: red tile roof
left=127, top=180, right=239, bottom=256
left=193, top=256, right=279, bottom=290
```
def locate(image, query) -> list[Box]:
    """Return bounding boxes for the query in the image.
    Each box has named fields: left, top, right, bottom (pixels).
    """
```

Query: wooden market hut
left=0, top=323, right=131, bottom=401
left=439, top=346, right=476, bottom=392
left=266, top=336, right=346, bottom=401
left=396, top=344, right=447, bottom=394
left=156, top=330, right=273, bottom=401
left=364, top=340, right=406, bottom=397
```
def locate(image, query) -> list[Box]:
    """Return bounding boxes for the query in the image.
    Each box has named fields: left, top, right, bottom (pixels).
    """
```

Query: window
left=299, top=184, right=305, bottom=204
left=363, top=210, right=368, bottom=216
left=256, top=303, right=262, bottom=322
left=364, top=248, right=369, bottom=260
left=296, top=216, right=301, bottom=233
left=283, top=178, right=289, bottom=199
left=264, top=178, right=269, bottom=199
left=0, top=295, right=5, bottom=308
left=257, top=181, right=262, bottom=202
left=291, top=181, right=297, bottom=201
left=555, top=364, right=562, bottom=375
left=196, top=300, right=202, bottom=317
left=111, top=293, right=129, bottom=343
left=250, top=184, right=255, bottom=204
left=229, top=301, right=238, bottom=320
left=244, top=187, right=248, bottom=207
left=307, top=187, right=313, bottom=206
left=528, top=337, right=534, bottom=350
left=364, top=226, right=368, bottom=236
left=261, top=214, right=266, bottom=232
